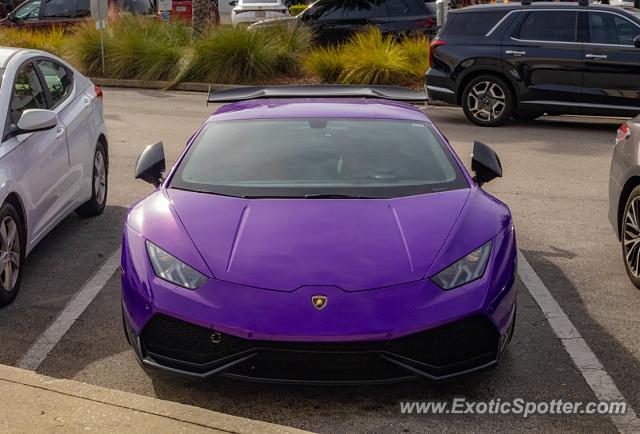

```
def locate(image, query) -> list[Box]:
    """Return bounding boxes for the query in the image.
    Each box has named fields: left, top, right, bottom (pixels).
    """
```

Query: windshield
left=170, top=118, right=468, bottom=199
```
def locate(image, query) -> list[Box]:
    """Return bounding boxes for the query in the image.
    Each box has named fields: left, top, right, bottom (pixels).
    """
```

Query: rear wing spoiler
left=207, top=85, right=427, bottom=104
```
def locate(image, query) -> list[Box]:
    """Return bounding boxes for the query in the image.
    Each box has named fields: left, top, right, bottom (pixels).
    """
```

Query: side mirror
left=16, top=109, right=57, bottom=133
left=634, top=35, right=640, bottom=49
left=135, top=142, right=166, bottom=187
left=471, top=141, right=502, bottom=187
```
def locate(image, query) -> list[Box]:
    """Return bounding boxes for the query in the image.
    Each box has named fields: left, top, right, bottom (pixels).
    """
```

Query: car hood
left=159, top=188, right=474, bottom=292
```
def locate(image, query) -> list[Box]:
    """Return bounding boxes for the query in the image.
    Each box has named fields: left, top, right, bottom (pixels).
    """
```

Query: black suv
left=253, top=0, right=438, bottom=45
left=426, top=3, right=640, bottom=126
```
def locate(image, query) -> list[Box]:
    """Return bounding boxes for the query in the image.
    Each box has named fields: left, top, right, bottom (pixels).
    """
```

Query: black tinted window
left=305, top=0, right=346, bottom=20
left=443, top=11, right=507, bottom=37
left=516, top=11, right=577, bottom=42
left=386, top=0, right=427, bottom=17
left=588, top=12, right=639, bottom=45
left=76, top=0, right=90, bottom=17
left=42, top=0, right=73, bottom=18
left=344, top=0, right=385, bottom=19
left=171, top=119, right=467, bottom=199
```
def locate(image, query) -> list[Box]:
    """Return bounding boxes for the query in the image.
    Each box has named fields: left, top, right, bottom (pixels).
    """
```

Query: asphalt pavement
left=0, top=88, right=638, bottom=433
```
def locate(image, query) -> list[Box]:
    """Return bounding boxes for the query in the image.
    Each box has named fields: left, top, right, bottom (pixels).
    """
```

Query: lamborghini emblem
left=312, top=295, right=328, bottom=310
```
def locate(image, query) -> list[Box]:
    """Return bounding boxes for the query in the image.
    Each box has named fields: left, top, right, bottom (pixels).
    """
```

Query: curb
left=0, top=364, right=310, bottom=434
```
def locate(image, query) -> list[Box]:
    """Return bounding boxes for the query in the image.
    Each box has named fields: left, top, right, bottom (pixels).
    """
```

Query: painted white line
left=518, top=250, right=640, bottom=434
left=17, top=249, right=121, bottom=371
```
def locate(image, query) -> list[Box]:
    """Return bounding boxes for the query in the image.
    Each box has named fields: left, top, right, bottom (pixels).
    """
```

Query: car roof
left=0, top=47, right=23, bottom=68
left=0, top=47, right=46, bottom=68
left=208, top=99, right=430, bottom=123
left=451, top=2, right=639, bottom=13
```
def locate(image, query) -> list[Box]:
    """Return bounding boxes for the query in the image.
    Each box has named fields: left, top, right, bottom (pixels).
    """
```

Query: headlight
left=146, top=241, right=207, bottom=289
left=431, top=241, right=492, bottom=290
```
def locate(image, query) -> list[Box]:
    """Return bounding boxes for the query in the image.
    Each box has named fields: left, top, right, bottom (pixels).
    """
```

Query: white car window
left=37, top=59, right=73, bottom=108
left=7, top=62, right=48, bottom=129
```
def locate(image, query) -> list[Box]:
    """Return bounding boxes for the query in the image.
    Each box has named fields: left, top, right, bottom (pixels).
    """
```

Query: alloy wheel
left=467, top=81, right=506, bottom=122
left=0, top=216, right=20, bottom=291
left=624, top=196, right=640, bottom=277
left=94, top=150, right=107, bottom=205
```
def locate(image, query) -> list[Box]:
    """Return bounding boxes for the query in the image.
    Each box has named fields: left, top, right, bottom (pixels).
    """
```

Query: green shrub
left=65, top=21, right=107, bottom=76
left=400, top=35, right=430, bottom=79
left=106, top=15, right=186, bottom=80
left=0, top=26, right=67, bottom=56
left=338, top=27, right=411, bottom=85
left=180, top=26, right=279, bottom=83
left=260, top=22, right=314, bottom=75
left=303, top=45, right=345, bottom=83
left=288, top=4, right=308, bottom=16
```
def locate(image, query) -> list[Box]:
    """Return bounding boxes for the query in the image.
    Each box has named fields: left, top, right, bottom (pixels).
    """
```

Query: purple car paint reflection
left=121, top=97, right=517, bottom=384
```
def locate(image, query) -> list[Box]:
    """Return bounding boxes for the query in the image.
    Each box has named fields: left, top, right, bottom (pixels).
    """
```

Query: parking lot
left=1, top=88, right=639, bottom=433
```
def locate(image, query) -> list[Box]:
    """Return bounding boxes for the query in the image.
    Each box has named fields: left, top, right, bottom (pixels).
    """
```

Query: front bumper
left=124, top=308, right=514, bottom=384
left=121, top=224, right=517, bottom=384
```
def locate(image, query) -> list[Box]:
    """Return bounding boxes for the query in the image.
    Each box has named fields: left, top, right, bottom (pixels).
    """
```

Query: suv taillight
left=429, top=40, right=446, bottom=69
left=616, top=123, right=630, bottom=145
left=95, top=85, right=103, bottom=99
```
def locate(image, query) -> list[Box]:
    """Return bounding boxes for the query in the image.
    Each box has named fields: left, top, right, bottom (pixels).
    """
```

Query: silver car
left=0, top=47, right=108, bottom=306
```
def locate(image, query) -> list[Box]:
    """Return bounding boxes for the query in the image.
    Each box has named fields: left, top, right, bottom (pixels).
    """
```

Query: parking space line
left=518, top=250, right=640, bottom=434
left=17, top=249, right=121, bottom=371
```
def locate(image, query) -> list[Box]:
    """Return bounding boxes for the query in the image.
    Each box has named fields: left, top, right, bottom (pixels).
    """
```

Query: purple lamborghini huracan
left=121, top=86, right=517, bottom=384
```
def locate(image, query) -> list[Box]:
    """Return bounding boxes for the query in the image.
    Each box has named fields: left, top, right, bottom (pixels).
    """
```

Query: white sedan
left=0, top=47, right=108, bottom=306
left=230, top=0, right=289, bottom=27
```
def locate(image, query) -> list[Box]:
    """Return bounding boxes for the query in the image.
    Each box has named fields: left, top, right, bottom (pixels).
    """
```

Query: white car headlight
left=146, top=241, right=207, bottom=289
left=431, top=241, right=492, bottom=290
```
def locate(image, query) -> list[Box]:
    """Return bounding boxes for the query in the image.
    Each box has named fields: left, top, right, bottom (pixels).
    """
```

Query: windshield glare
left=170, top=118, right=468, bottom=198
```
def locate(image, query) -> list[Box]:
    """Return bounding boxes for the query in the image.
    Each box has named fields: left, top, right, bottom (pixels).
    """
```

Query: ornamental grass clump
left=338, top=27, right=412, bottom=85
left=180, top=26, right=280, bottom=84
left=303, top=45, right=345, bottom=83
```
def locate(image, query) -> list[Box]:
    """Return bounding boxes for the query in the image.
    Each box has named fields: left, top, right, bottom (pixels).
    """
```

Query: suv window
left=13, top=0, right=41, bottom=20
left=8, top=62, right=48, bottom=129
left=443, top=11, right=507, bottom=37
left=37, top=59, right=73, bottom=107
left=343, top=0, right=383, bottom=19
left=305, top=0, right=346, bottom=20
left=386, top=0, right=427, bottom=17
left=76, top=0, right=90, bottom=17
left=516, top=11, right=578, bottom=43
left=42, top=0, right=73, bottom=18
left=588, top=11, right=639, bottom=46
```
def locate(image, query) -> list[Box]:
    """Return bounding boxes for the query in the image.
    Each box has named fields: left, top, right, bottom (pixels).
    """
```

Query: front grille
left=140, top=313, right=500, bottom=381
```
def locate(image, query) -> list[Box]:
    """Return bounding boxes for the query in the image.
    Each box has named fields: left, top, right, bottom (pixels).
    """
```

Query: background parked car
left=0, top=0, right=155, bottom=28
left=609, top=119, right=640, bottom=289
left=426, top=3, right=640, bottom=126
left=230, top=0, right=288, bottom=27
left=0, top=47, right=108, bottom=306
left=251, top=0, right=437, bottom=45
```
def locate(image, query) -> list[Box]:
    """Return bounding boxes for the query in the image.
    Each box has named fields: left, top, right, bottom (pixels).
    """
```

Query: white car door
left=35, top=58, right=94, bottom=209
left=1, top=60, right=71, bottom=245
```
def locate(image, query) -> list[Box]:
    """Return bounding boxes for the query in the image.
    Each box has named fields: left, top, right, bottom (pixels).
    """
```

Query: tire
left=0, top=202, right=25, bottom=307
left=512, top=111, right=543, bottom=121
left=461, top=75, right=514, bottom=127
left=621, top=185, right=640, bottom=289
left=76, top=141, right=108, bottom=217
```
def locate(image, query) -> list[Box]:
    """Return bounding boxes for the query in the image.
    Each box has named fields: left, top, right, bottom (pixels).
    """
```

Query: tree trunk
left=192, top=0, right=210, bottom=38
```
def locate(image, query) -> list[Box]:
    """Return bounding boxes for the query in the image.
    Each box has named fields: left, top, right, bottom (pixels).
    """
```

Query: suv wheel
left=462, top=75, right=514, bottom=127
left=622, top=186, right=640, bottom=289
